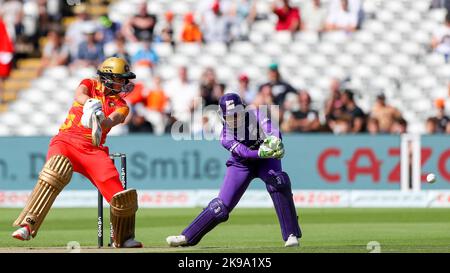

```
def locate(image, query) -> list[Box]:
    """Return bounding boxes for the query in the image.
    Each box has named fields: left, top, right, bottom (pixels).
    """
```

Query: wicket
left=97, top=153, right=127, bottom=248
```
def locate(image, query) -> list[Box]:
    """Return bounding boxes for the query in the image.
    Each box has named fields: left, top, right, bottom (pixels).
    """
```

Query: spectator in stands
left=341, top=89, right=366, bottom=133
left=233, top=73, right=256, bottom=104
left=202, top=0, right=233, bottom=44
left=108, top=34, right=131, bottom=64
left=253, top=84, right=275, bottom=107
left=181, top=12, right=203, bottom=43
left=324, top=78, right=343, bottom=122
left=425, top=117, right=439, bottom=134
left=72, top=25, right=104, bottom=68
left=128, top=112, right=154, bottom=133
left=434, top=98, right=450, bottom=132
left=131, top=37, right=159, bottom=68
left=230, top=0, right=257, bottom=40
left=0, top=0, right=23, bottom=41
left=97, top=15, right=122, bottom=45
left=0, top=16, right=14, bottom=99
left=272, top=0, right=301, bottom=34
left=390, top=117, right=408, bottom=134
left=370, top=93, right=402, bottom=133
left=302, top=0, right=327, bottom=33
left=430, top=0, right=450, bottom=12
left=281, top=90, right=320, bottom=132
left=156, top=11, right=175, bottom=47
left=127, top=76, right=168, bottom=135
left=122, top=2, right=157, bottom=42
left=366, top=117, right=380, bottom=135
left=164, top=66, right=199, bottom=123
left=330, top=115, right=352, bottom=134
left=38, top=29, right=69, bottom=76
left=325, top=0, right=359, bottom=33
left=200, top=67, right=222, bottom=106
left=65, top=4, right=94, bottom=61
left=259, top=63, right=296, bottom=107
left=431, top=11, right=450, bottom=62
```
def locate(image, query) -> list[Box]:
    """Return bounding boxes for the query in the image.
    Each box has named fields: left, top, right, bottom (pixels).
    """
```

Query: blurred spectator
left=302, top=0, right=327, bottom=33
left=106, top=34, right=131, bottom=64
left=430, top=0, right=450, bottom=11
left=366, top=117, right=380, bottom=135
left=233, top=73, right=256, bottom=104
left=38, top=29, right=69, bottom=75
left=122, top=2, right=157, bottom=42
left=281, top=91, right=320, bottom=132
left=252, top=84, right=274, bottom=107
left=181, top=12, right=203, bottom=43
left=127, top=76, right=168, bottom=135
left=131, top=37, right=159, bottom=68
left=230, top=0, right=257, bottom=40
left=128, top=113, right=154, bottom=133
left=0, top=16, right=14, bottom=99
left=370, top=93, right=402, bottom=133
left=97, top=15, right=121, bottom=45
left=324, top=78, right=343, bottom=121
left=156, top=11, right=175, bottom=46
left=325, top=0, right=359, bottom=33
left=341, top=89, right=365, bottom=133
left=164, top=66, right=199, bottom=123
left=431, top=12, right=450, bottom=61
left=434, top=98, right=450, bottom=132
left=390, top=117, right=408, bottom=134
left=446, top=122, right=450, bottom=134
left=272, top=0, right=302, bottom=33
left=426, top=117, right=439, bottom=134
left=0, top=0, right=23, bottom=41
left=72, top=25, right=104, bottom=68
left=65, top=4, right=95, bottom=61
left=259, top=63, right=296, bottom=106
left=202, top=0, right=233, bottom=44
left=330, top=115, right=352, bottom=134
left=36, top=0, right=51, bottom=39
left=200, top=67, right=221, bottom=105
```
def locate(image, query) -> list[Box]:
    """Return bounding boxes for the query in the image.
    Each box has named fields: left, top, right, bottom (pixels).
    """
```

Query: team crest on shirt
left=226, top=100, right=235, bottom=110
left=109, top=102, right=115, bottom=107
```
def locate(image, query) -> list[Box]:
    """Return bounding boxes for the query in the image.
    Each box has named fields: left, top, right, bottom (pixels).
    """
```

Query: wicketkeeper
left=167, top=93, right=302, bottom=247
left=12, top=57, right=142, bottom=248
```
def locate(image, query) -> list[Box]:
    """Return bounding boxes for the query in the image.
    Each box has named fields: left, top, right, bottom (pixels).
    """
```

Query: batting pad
left=110, top=189, right=138, bottom=247
left=13, top=155, right=73, bottom=237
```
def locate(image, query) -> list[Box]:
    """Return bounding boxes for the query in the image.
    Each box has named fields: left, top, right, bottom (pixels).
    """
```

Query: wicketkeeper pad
left=13, top=155, right=73, bottom=237
left=110, top=189, right=138, bottom=247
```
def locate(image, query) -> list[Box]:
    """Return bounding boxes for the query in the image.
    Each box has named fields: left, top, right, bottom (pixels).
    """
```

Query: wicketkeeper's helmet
left=218, top=93, right=246, bottom=129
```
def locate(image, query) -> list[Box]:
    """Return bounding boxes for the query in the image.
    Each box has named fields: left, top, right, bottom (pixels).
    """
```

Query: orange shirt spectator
left=126, top=81, right=167, bottom=112
left=181, top=13, right=202, bottom=42
left=146, top=88, right=167, bottom=112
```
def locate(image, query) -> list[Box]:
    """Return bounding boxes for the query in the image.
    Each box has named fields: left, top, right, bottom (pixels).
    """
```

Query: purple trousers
left=182, top=158, right=301, bottom=245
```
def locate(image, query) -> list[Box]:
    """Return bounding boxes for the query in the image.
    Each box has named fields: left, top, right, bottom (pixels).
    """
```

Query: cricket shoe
left=166, top=235, right=188, bottom=247
left=284, top=234, right=299, bottom=247
left=113, top=238, right=143, bottom=248
left=12, top=225, right=31, bottom=241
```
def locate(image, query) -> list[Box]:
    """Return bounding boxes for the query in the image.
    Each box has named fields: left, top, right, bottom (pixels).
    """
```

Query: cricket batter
left=11, top=57, right=142, bottom=248
left=167, top=93, right=301, bottom=247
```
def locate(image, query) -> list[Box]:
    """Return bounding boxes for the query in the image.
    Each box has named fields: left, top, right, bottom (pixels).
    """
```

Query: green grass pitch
left=0, top=208, right=449, bottom=253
